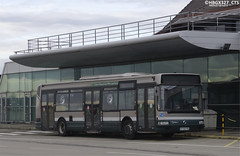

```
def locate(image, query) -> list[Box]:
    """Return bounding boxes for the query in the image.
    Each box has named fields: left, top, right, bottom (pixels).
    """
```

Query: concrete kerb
left=0, top=123, right=36, bottom=130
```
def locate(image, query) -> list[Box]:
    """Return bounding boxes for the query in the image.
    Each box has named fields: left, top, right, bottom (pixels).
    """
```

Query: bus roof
left=39, top=73, right=200, bottom=90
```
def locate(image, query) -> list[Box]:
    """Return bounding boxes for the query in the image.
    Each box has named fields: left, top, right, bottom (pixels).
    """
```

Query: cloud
left=0, top=0, right=191, bottom=59
left=0, top=58, right=10, bottom=74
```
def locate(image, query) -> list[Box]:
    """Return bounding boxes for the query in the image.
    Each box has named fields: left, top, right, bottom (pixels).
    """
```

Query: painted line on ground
left=27, top=130, right=53, bottom=134
left=107, top=151, right=167, bottom=156
left=12, top=132, right=36, bottom=135
left=0, top=133, right=20, bottom=136
left=127, top=141, right=240, bottom=149
left=224, top=140, right=239, bottom=147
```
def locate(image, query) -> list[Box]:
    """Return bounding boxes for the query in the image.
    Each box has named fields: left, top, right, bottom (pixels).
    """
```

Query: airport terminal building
left=0, top=1, right=239, bottom=128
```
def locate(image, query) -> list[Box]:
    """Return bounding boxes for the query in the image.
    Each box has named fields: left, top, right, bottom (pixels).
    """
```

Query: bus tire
left=57, top=119, right=68, bottom=136
left=122, top=120, right=136, bottom=140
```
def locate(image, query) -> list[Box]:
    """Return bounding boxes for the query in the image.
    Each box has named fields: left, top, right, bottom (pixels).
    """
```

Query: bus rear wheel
left=57, top=119, right=68, bottom=136
left=122, top=120, right=136, bottom=140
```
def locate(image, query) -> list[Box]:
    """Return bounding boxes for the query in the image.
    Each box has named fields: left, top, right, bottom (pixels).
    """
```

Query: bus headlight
left=158, top=121, right=169, bottom=125
left=199, top=120, right=204, bottom=125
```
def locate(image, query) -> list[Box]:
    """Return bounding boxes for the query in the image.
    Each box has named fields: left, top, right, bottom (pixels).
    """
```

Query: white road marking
left=27, top=130, right=53, bottom=134
left=0, top=133, right=20, bottom=136
left=0, top=130, right=53, bottom=137
left=12, top=131, right=36, bottom=135
left=107, top=152, right=167, bottom=156
left=127, top=141, right=240, bottom=149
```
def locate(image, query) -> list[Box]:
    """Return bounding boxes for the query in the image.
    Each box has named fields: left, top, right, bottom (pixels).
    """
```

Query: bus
left=36, top=73, right=204, bottom=139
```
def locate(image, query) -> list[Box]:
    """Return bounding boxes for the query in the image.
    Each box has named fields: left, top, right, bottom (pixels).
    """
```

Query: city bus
left=36, top=73, right=204, bottom=139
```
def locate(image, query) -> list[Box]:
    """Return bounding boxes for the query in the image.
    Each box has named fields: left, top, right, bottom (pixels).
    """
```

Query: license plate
left=180, top=127, right=190, bottom=131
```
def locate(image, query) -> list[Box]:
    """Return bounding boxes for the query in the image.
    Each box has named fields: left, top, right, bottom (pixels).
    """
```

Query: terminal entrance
left=0, top=94, right=6, bottom=122
left=24, top=92, right=31, bottom=122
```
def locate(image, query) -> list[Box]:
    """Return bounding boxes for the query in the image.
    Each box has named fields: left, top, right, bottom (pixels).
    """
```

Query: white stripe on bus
left=158, top=117, right=204, bottom=120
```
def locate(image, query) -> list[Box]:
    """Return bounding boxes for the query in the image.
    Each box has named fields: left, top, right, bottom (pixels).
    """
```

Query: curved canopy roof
left=10, top=31, right=239, bottom=68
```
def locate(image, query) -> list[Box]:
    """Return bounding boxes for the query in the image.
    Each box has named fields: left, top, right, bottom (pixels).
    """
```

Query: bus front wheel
left=122, top=120, right=136, bottom=140
left=57, top=119, right=67, bottom=136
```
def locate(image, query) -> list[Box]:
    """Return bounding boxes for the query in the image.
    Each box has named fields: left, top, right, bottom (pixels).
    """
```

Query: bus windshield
left=160, top=85, right=201, bottom=113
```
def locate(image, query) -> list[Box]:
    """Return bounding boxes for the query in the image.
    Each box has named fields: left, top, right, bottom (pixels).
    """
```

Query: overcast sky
left=0, top=0, right=191, bottom=72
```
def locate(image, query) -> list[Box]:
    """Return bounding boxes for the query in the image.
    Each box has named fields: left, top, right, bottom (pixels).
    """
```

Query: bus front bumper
left=156, top=120, right=204, bottom=133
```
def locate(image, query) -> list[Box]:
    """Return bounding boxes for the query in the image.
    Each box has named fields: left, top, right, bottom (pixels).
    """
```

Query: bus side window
left=119, top=90, right=135, bottom=110
left=56, top=93, right=69, bottom=111
left=103, top=90, right=118, bottom=111
left=70, top=92, right=83, bottom=111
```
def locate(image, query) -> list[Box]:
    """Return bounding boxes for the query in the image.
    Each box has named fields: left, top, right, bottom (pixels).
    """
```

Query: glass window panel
left=152, top=60, right=183, bottom=74
left=93, top=91, right=100, bottom=105
left=134, top=62, right=151, bottom=73
left=33, top=71, right=46, bottom=91
left=81, top=68, right=94, bottom=77
left=74, top=68, right=81, bottom=80
left=119, top=90, right=135, bottom=110
left=19, top=93, right=24, bottom=107
left=7, top=106, right=24, bottom=122
left=94, top=66, right=112, bottom=75
left=25, top=72, right=32, bottom=92
left=208, top=54, right=238, bottom=82
left=7, top=93, right=19, bottom=107
left=112, top=64, right=134, bottom=74
left=61, top=68, right=74, bottom=82
left=7, top=74, right=19, bottom=92
left=20, top=73, right=25, bottom=92
left=85, top=91, right=92, bottom=105
left=70, top=92, right=83, bottom=111
left=56, top=93, right=69, bottom=111
left=208, top=81, right=239, bottom=104
left=184, top=57, right=208, bottom=82
left=31, top=92, right=37, bottom=107
left=0, top=75, right=7, bottom=92
left=31, top=92, right=37, bottom=121
left=41, top=94, right=47, bottom=106
left=103, top=90, right=118, bottom=110
left=47, top=70, right=60, bottom=83
left=148, top=88, right=154, bottom=105
left=20, top=72, right=32, bottom=92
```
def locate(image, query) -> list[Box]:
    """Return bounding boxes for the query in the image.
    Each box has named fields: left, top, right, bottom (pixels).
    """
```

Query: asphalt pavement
left=0, top=123, right=239, bottom=140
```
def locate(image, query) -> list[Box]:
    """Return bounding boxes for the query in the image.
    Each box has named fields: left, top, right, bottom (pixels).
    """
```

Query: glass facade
left=184, top=57, right=208, bottom=82
left=0, top=68, right=75, bottom=122
left=0, top=52, right=239, bottom=128
left=208, top=54, right=238, bottom=82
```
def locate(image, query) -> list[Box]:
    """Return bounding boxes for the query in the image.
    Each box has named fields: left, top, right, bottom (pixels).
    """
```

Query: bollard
left=222, top=114, right=224, bottom=136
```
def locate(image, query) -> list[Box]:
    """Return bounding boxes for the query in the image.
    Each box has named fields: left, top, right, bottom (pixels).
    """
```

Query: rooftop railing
left=15, top=11, right=240, bottom=54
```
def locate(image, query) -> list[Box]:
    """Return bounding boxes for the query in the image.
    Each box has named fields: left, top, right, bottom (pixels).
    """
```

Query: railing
left=15, top=11, right=240, bottom=54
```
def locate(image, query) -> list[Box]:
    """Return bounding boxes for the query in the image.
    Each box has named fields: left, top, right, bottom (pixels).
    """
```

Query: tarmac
left=0, top=123, right=239, bottom=140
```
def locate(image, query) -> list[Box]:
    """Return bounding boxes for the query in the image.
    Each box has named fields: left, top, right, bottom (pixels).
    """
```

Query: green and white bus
left=36, top=73, right=204, bottom=139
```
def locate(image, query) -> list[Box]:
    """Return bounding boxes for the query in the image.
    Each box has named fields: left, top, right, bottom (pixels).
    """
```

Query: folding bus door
left=137, top=87, right=155, bottom=131
left=84, top=90, right=101, bottom=131
left=41, top=93, right=55, bottom=130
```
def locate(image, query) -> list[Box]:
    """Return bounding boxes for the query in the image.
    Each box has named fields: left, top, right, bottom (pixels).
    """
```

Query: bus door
left=84, top=90, right=101, bottom=131
left=41, top=93, right=55, bottom=130
left=137, top=87, right=155, bottom=131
